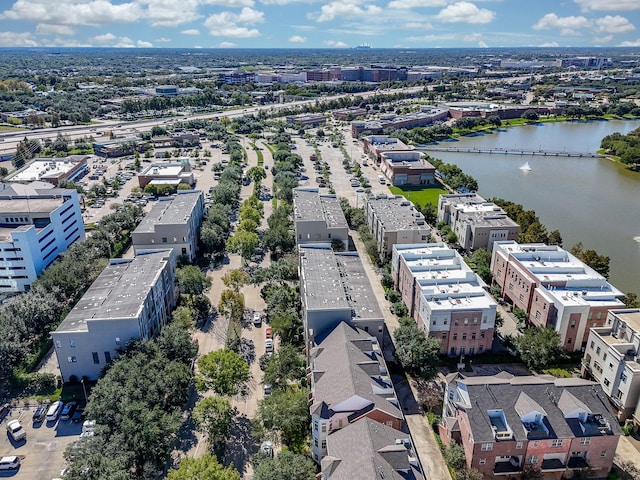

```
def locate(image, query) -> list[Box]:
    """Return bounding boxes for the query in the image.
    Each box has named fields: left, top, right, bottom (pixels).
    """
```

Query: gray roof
left=293, top=189, right=348, bottom=229
left=133, top=191, right=203, bottom=234
left=310, top=323, right=401, bottom=421
left=56, top=250, right=173, bottom=332
left=300, top=247, right=383, bottom=321
left=365, top=195, right=430, bottom=233
left=451, top=374, right=622, bottom=444
left=322, top=419, right=424, bottom=480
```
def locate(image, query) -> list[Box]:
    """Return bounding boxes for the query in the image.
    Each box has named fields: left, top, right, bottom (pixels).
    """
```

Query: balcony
left=567, top=456, right=589, bottom=470
left=494, top=460, right=522, bottom=475
left=541, top=458, right=566, bottom=472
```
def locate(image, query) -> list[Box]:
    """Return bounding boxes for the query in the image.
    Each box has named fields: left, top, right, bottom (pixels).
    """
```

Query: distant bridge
left=418, top=146, right=603, bottom=158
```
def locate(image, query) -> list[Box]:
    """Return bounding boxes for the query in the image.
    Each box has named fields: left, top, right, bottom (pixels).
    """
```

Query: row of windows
left=3, top=216, right=29, bottom=223
left=69, top=351, right=112, bottom=364
left=57, top=337, right=121, bottom=349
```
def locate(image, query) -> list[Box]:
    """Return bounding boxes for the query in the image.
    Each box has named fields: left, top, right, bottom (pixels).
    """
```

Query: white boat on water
left=519, top=162, right=532, bottom=171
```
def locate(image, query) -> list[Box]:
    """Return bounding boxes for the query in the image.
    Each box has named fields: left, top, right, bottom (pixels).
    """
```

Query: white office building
left=0, top=182, right=84, bottom=293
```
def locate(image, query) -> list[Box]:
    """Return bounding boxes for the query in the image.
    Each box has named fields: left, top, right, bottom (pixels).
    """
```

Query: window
left=69, top=339, right=76, bottom=348
left=571, top=320, right=576, bottom=328
left=442, top=333, right=447, bottom=339
left=508, top=283, right=513, bottom=291
left=481, top=443, right=493, bottom=451
left=453, top=334, right=458, bottom=340
left=162, top=237, right=167, bottom=243
left=478, top=345, right=484, bottom=353
left=519, top=294, right=524, bottom=302
left=580, top=438, right=591, bottom=445
left=92, top=352, right=99, bottom=364
left=472, top=333, right=476, bottom=340
left=596, top=346, right=601, bottom=355
left=604, top=379, right=610, bottom=387
left=516, top=441, right=523, bottom=449
left=104, top=351, right=112, bottom=363
left=483, top=316, right=487, bottom=323
left=313, top=419, right=319, bottom=431
left=616, top=390, right=623, bottom=399
left=386, top=421, right=393, bottom=427
left=535, top=311, right=541, bottom=320
left=314, top=438, right=318, bottom=447
left=533, top=441, right=539, bottom=447
left=600, top=450, right=607, bottom=457
left=67, top=356, right=77, bottom=363
left=115, top=337, right=121, bottom=345
left=321, top=440, right=326, bottom=449
left=621, top=373, right=627, bottom=383
left=590, top=341, right=595, bottom=349
left=479, top=458, right=486, bottom=465
left=321, top=423, right=327, bottom=433
left=552, top=439, right=563, bottom=447
left=528, top=456, right=538, bottom=464
left=462, top=333, right=467, bottom=340
left=464, top=318, right=468, bottom=325
left=568, top=338, right=572, bottom=345
left=433, top=320, right=436, bottom=325
left=603, top=353, right=607, bottom=361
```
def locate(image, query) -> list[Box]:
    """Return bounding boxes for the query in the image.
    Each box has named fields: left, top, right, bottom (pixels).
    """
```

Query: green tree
left=177, top=265, right=212, bottom=297
left=221, top=269, right=250, bottom=293
left=167, top=454, right=240, bottom=480
left=196, top=349, right=250, bottom=396
left=217, top=289, right=245, bottom=325
left=227, top=230, right=260, bottom=262
left=393, top=317, right=441, bottom=380
left=570, top=242, right=610, bottom=279
left=258, top=388, right=310, bottom=448
left=521, top=221, right=548, bottom=244
left=443, top=442, right=467, bottom=469
left=455, top=468, right=484, bottom=480
left=514, top=327, right=568, bottom=371
left=193, top=396, right=233, bottom=446
left=246, top=165, right=267, bottom=184
left=467, top=248, right=492, bottom=284
left=624, top=292, right=639, bottom=308
left=522, top=109, right=540, bottom=121
left=253, top=450, right=316, bottom=480
left=263, top=344, right=306, bottom=390
left=548, top=229, right=563, bottom=247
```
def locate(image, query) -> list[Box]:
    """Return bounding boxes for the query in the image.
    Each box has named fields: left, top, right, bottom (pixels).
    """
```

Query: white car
left=253, top=311, right=262, bottom=326
left=6, top=419, right=26, bottom=442
left=46, top=400, right=64, bottom=422
left=0, top=456, right=20, bottom=470
left=265, top=339, right=273, bottom=353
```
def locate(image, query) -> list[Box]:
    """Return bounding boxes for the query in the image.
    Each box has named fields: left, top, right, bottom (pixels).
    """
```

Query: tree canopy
left=393, top=317, right=441, bottom=380
left=196, top=349, right=250, bottom=396
left=253, top=450, right=316, bottom=480
left=167, top=454, right=240, bottom=480
left=514, top=327, right=568, bottom=371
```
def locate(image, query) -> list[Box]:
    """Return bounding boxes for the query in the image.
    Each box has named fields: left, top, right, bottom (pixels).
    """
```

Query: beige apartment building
left=582, top=309, right=640, bottom=422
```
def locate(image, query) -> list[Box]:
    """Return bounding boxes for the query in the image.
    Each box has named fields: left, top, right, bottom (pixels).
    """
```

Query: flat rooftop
left=421, top=284, right=496, bottom=311
left=440, top=193, right=487, bottom=205
left=133, top=192, right=202, bottom=234
left=293, top=189, right=348, bottom=229
left=300, top=247, right=382, bottom=320
left=365, top=196, right=429, bottom=233
left=56, top=251, right=172, bottom=333
left=458, top=210, right=519, bottom=228
left=140, top=164, right=183, bottom=176
left=612, top=310, right=640, bottom=332
left=8, top=156, right=86, bottom=183
left=0, top=197, right=64, bottom=216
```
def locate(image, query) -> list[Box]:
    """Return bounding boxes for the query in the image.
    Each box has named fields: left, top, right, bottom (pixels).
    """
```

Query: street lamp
left=80, top=377, right=88, bottom=404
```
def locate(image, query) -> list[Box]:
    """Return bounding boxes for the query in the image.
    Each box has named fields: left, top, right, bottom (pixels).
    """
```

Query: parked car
left=0, top=403, right=9, bottom=421
left=260, top=440, right=273, bottom=456
left=71, top=405, right=85, bottom=423
left=60, top=401, right=78, bottom=420
left=265, top=327, right=272, bottom=339
left=82, top=419, right=96, bottom=434
left=6, top=419, right=26, bottom=442
left=33, top=403, right=49, bottom=423
left=253, top=311, right=262, bottom=327
left=46, top=400, right=64, bottom=422
left=263, top=384, right=272, bottom=398
left=0, top=456, right=20, bottom=470
left=265, top=339, right=273, bottom=353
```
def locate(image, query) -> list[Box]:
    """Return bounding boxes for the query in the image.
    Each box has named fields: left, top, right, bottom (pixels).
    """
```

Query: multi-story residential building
left=52, top=250, right=177, bottom=382
left=0, top=183, right=85, bottom=293
left=438, top=193, right=519, bottom=252
left=321, top=418, right=423, bottom=479
left=299, top=245, right=384, bottom=346
left=379, top=151, right=436, bottom=187
left=137, top=161, right=195, bottom=189
left=363, top=195, right=430, bottom=260
left=309, top=322, right=403, bottom=464
left=491, top=241, right=625, bottom=352
left=293, top=188, right=349, bottom=247
left=440, top=373, right=621, bottom=480
left=582, top=309, right=640, bottom=422
left=6, top=156, right=89, bottom=186
left=131, top=191, right=205, bottom=262
left=392, top=243, right=496, bottom=356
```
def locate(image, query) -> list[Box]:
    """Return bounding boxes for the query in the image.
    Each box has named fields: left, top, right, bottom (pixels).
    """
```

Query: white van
left=0, top=456, right=20, bottom=470
left=378, top=174, right=386, bottom=184
left=46, top=400, right=64, bottom=422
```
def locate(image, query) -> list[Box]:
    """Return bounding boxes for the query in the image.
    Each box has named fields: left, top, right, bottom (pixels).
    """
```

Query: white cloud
left=204, top=7, right=263, bottom=38
left=595, top=15, right=635, bottom=34
left=288, top=35, right=307, bottom=43
left=324, top=39, right=348, bottom=47
left=155, top=37, right=172, bottom=42
left=593, top=35, right=613, bottom=43
left=137, top=40, right=153, bottom=47
left=316, top=1, right=382, bottom=23
left=181, top=29, right=201, bottom=35
left=35, top=24, right=75, bottom=36
left=0, top=31, right=38, bottom=46
left=462, top=32, right=482, bottom=42
left=619, top=38, right=640, bottom=46
left=532, top=13, right=591, bottom=36
left=217, top=41, right=236, bottom=47
left=387, top=0, right=446, bottom=9
left=113, top=36, right=135, bottom=47
left=91, top=32, right=118, bottom=43
left=538, top=41, right=559, bottom=47
left=478, top=40, right=488, bottom=48
left=575, top=0, right=640, bottom=12
left=0, top=0, right=142, bottom=26
left=138, top=0, right=255, bottom=27
left=405, top=21, right=434, bottom=29
left=435, top=1, right=495, bottom=24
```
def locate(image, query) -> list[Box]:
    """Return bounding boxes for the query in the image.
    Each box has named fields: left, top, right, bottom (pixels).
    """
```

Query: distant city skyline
left=0, top=0, right=639, bottom=50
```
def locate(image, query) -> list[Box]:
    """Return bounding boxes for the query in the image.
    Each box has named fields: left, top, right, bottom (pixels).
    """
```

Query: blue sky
left=0, top=0, right=639, bottom=49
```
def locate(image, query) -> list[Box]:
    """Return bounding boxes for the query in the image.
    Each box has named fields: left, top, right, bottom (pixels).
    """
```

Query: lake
left=430, top=119, right=640, bottom=293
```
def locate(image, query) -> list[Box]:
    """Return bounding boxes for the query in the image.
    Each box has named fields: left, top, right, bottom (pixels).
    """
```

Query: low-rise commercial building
left=361, top=135, right=410, bottom=164
left=582, top=309, right=640, bottom=422
left=438, top=193, right=519, bottom=251
left=440, top=373, right=621, bottom=480
left=300, top=246, right=384, bottom=346
left=392, top=243, right=496, bottom=356
left=285, top=113, right=326, bottom=127
left=363, top=195, right=430, bottom=260
left=293, top=188, right=349, bottom=246
left=0, top=183, right=84, bottom=292
left=322, top=419, right=423, bottom=479
left=491, top=241, right=625, bottom=352
left=310, top=322, right=403, bottom=464
left=132, top=191, right=205, bottom=262
left=52, top=250, right=177, bottom=381
left=6, top=156, right=89, bottom=186
left=137, top=161, right=195, bottom=189
left=379, top=151, right=436, bottom=186
left=93, top=136, right=144, bottom=158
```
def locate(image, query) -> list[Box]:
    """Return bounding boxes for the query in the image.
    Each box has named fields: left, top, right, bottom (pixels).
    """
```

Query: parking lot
left=1, top=403, right=82, bottom=479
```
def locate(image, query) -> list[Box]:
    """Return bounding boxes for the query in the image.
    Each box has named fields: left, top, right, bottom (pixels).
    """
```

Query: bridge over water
left=418, top=145, right=603, bottom=158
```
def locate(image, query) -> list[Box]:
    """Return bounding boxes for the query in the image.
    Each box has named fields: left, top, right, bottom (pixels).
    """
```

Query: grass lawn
left=0, top=125, right=25, bottom=132
left=388, top=184, right=448, bottom=207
